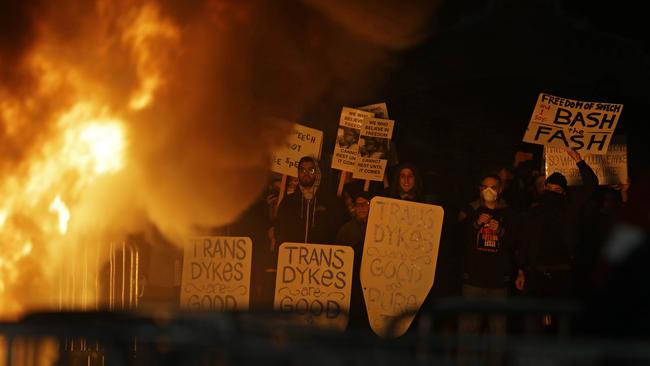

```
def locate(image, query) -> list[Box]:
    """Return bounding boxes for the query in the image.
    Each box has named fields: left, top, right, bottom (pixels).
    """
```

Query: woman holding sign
left=388, top=163, right=425, bottom=203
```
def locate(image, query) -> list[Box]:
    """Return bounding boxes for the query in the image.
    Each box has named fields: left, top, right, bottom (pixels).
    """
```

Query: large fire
left=0, top=0, right=438, bottom=321
left=0, top=2, right=175, bottom=319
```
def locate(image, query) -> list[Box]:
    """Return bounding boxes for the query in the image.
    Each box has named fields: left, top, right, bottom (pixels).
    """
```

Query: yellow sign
left=361, top=197, right=444, bottom=337
left=180, top=236, right=252, bottom=311
left=274, top=243, right=354, bottom=331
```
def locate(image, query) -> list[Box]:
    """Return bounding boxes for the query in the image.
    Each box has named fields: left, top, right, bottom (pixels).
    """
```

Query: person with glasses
left=274, top=156, right=347, bottom=246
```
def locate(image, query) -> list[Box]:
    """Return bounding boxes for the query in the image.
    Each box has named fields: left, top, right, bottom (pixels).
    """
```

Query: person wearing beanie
left=515, top=148, right=598, bottom=334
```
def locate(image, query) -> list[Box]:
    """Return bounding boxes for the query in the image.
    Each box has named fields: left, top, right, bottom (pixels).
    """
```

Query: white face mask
left=481, top=187, right=498, bottom=202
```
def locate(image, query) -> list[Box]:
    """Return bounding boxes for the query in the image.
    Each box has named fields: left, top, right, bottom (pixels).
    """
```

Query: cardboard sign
left=353, top=117, right=395, bottom=181
left=274, top=243, right=354, bottom=331
left=180, top=237, right=252, bottom=311
left=545, top=143, right=628, bottom=186
left=271, top=123, right=323, bottom=177
left=331, top=107, right=375, bottom=172
left=360, top=197, right=444, bottom=338
left=523, top=93, right=623, bottom=154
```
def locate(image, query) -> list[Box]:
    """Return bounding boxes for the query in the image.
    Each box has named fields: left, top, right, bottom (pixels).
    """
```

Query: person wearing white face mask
left=456, top=174, right=522, bottom=365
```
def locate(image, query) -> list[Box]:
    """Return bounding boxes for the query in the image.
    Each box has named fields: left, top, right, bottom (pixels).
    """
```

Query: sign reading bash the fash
left=523, top=93, right=623, bottom=154
left=180, top=237, right=252, bottom=311
left=545, top=143, right=628, bottom=185
left=331, top=107, right=375, bottom=172
left=274, top=243, right=354, bottom=331
left=271, top=123, right=323, bottom=177
left=361, top=197, right=444, bottom=338
left=353, top=117, right=395, bottom=181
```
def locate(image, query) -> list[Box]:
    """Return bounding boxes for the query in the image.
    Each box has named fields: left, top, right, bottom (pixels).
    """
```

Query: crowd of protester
left=211, top=142, right=649, bottom=348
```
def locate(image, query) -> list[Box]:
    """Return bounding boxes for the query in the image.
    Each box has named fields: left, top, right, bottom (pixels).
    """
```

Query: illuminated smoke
left=0, top=0, right=439, bottom=318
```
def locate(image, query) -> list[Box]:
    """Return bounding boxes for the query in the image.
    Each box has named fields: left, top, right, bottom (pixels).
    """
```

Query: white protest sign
left=331, top=107, right=375, bottom=172
left=274, top=243, right=354, bottom=331
left=180, top=237, right=252, bottom=311
left=523, top=93, right=623, bottom=154
left=271, top=123, right=323, bottom=177
left=361, top=197, right=444, bottom=338
left=353, top=117, right=395, bottom=181
left=358, top=102, right=389, bottom=119
left=545, top=144, right=628, bottom=186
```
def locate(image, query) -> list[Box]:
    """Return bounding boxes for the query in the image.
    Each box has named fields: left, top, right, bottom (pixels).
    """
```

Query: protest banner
left=360, top=197, right=444, bottom=338
left=180, top=237, right=252, bottom=311
left=331, top=107, right=375, bottom=172
left=271, top=123, right=323, bottom=177
left=523, top=93, right=623, bottom=154
left=545, top=143, right=628, bottom=186
left=353, top=117, right=395, bottom=182
left=274, top=243, right=354, bottom=331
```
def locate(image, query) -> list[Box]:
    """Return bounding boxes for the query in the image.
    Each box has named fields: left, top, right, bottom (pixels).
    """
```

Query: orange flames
left=0, top=2, right=178, bottom=320
left=1, top=0, right=439, bottom=321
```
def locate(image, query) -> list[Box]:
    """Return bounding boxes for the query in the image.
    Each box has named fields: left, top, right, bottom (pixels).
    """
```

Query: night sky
left=313, top=0, right=650, bottom=206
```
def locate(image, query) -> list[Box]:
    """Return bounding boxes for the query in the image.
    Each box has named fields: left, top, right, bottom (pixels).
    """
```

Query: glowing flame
left=122, top=3, right=180, bottom=110
left=0, top=1, right=178, bottom=319
left=49, top=196, right=70, bottom=235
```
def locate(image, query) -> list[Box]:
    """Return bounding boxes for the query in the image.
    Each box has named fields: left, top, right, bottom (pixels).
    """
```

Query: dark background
left=306, top=0, right=649, bottom=207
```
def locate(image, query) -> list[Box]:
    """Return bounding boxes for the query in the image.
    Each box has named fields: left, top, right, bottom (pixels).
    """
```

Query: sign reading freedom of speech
left=274, top=243, right=354, bottom=331
left=271, top=123, right=323, bottom=177
left=180, top=237, right=252, bottom=311
left=545, top=144, right=628, bottom=186
left=331, top=107, right=375, bottom=172
left=360, top=197, right=444, bottom=338
left=523, top=93, right=623, bottom=154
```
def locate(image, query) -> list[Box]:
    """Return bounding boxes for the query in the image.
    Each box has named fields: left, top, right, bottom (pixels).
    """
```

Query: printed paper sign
left=358, top=102, right=389, bottom=119
left=361, top=197, right=444, bottom=338
left=523, top=93, right=623, bottom=154
left=331, top=107, right=375, bottom=172
left=271, top=123, right=323, bottom=177
left=274, top=243, right=354, bottom=331
left=180, top=237, right=252, bottom=311
left=545, top=143, right=628, bottom=185
left=353, top=118, right=395, bottom=181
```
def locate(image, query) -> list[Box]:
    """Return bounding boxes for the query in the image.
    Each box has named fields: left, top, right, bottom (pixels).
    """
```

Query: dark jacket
left=336, top=218, right=367, bottom=329
left=274, top=185, right=347, bottom=245
left=516, top=160, right=598, bottom=271
left=459, top=199, right=517, bottom=288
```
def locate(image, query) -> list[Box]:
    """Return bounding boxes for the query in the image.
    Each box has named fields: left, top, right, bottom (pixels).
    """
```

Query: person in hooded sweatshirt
left=515, top=148, right=598, bottom=333
left=274, top=156, right=348, bottom=245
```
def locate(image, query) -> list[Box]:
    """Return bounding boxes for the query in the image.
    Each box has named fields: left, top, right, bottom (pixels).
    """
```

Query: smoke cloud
left=0, top=0, right=439, bottom=317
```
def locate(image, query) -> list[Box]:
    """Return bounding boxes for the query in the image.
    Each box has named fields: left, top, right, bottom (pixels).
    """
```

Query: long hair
left=389, top=162, right=423, bottom=199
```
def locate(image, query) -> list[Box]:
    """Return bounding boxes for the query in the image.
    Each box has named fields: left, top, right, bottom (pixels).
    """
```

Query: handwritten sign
left=361, top=197, right=444, bottom=337
left=545, top=143, right=628, bottom=185
left=353, top=117, right=395, bottom=181
left=331, top=107, right=375, bottom=172
left=523, top=93, right=623, bottom=154
left=274, top=243, right=354, bottom=331
left=180, top=237, right=252, bottom=311
left=271, top=123, right=323, bottom=177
